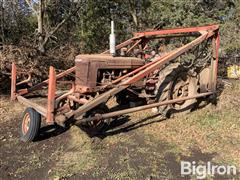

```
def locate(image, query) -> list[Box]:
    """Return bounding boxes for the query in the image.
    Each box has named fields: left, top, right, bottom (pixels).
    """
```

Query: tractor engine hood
left=75, top=54, right=145, bottom=93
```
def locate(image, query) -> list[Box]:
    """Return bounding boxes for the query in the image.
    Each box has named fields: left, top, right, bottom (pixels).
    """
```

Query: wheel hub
left=22, top=113, right=30, bottom=134
left=169, top=73, right=197, bottom=110
left=87, top=109, right=105, bottom=129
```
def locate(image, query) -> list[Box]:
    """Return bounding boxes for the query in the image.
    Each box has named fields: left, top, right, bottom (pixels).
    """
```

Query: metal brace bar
left=11, top=63, right=17, bottom=101
left=46, top=66, right=56, bottom=124
left=17, top=96, right=47, bottom=116
left=75, top=92, right=214, bottom=124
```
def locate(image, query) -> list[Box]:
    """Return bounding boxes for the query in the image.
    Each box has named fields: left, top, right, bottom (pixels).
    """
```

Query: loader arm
left=57, top=29, right=219, bottom=123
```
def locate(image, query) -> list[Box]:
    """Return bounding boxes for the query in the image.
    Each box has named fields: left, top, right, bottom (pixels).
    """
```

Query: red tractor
left=11, top=24, right=220, bottom=142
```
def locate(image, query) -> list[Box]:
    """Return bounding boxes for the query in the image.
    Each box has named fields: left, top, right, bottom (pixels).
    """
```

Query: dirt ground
left=0, top=80, right=240, bottom=180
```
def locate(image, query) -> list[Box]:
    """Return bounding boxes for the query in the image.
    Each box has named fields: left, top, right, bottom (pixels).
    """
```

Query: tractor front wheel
left=20, top=107, right=41, bottom=142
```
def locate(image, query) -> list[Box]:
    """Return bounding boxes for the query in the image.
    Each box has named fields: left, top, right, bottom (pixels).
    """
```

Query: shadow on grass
left=30, top=80, right=227, bottom=141
left=79, top=81, right=226, bottom=138
left=76, top=95, right=218, bottom=139
left=98, top=113, right=166, bottom=138
left=34, top=124, right=70, bottom=142
left=31, top=91, right=221, bottom=142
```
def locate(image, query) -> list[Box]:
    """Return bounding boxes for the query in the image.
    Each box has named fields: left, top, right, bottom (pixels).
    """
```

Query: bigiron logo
left=181, top=161, right=238, bottom=179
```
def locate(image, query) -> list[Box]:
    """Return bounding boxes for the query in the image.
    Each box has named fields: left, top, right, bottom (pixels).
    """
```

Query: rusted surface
left=17, top=96, right=47, bottom=116
left=12, top=25, right=220, bottom=127
left=103, top=52, right=173, bottom=88
left=213, top=31, right=220, bottom=91
left=11, top=63, right=17, bottom=101
left=64, top=32, right=212, bottom=121
left=134, top=24, right=219, bottom=37
left=46, top=67, right=56, bottom=125
left=22, top=112, right=30, bottom=134
left=75, top=92, right=213, bottom=124
left=75, top=55, right=145, bottom=92
left=68, top=95, right=89, bottom=104
left=23, top=66, right=76, bottom=95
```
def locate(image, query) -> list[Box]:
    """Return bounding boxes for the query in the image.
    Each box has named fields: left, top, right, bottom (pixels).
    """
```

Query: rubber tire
left=20, top=107, right=41, bottom=142
left=84, top=104, right=109, bottom=132
left=156, top=63, right=198, bottom=117
left=155, top=63, right=180, bottom=115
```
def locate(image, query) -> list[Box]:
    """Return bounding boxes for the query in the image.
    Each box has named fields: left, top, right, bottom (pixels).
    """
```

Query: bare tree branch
left=128, top=0, right=138, bottom=28
left=40, top=3, right=82, bottom=50
left=25, top=0, right=81, bottom=53
left=25, top=0, right=38, bottom=15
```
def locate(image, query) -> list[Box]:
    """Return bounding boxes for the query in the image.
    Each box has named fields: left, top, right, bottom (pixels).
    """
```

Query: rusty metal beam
left=21, top=66, right=76, bottom=95
left=75, top=92, right=214, bottom=124
left=17, top=96, right=47, bottom=116
left=209, top=30, right=220, bottom=92
left=11, top=63, right=17, bottom=101
left=213, top=31, right=220, bottom=91
left=126, top=39, right=142, bottom=54
left=102, top=51, right=173, bottom=89
left=134, top=25, right=219, bottom=37
left=133, top=33, right=200, bottom=40
left=46, top=66, right=56, bottom=124
left=125, top=32, right=210, bottom=84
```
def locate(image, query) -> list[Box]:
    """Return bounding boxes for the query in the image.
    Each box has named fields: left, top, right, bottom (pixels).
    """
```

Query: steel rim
left=22, top=113, right=30, bottom=134
left=169, top=73, right=190, bottom=109
left=86, top=108, right=107, bottom=129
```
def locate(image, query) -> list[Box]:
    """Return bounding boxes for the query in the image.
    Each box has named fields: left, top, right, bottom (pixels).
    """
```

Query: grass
left=1, top=81, right=239, bottom=179
left=49, top=126, right=98, bottom=179
left=197, top=112, right=220, bottom=129
left=138, top=81, right=240, bottom=168
left=47, top=81, right=240, bottom=179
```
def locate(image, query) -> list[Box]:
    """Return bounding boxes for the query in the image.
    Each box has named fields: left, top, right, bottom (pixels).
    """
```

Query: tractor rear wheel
left=83, top=104, right=110, bottom=132
left=20, top=107, right=41, bottom=142
left=156, top=63, right=199, bottom=117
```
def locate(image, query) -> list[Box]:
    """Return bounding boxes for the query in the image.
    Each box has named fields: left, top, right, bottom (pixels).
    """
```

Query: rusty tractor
left=11, top=23, right=220, bottom=142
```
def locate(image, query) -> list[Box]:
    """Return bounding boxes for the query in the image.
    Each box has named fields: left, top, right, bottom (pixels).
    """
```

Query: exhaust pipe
left=109, top=21, right=116, bottom=56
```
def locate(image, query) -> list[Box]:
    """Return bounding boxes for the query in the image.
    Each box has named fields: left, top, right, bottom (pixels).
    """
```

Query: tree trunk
left=25, top=0, right=80, bottom=53
left=128, top=0, right=139, bottom=30
left=38, top=0, right=45, bottom=53
left=0, top=0, right=5, bottom=43
left=130, top=10, right=138, bottom=30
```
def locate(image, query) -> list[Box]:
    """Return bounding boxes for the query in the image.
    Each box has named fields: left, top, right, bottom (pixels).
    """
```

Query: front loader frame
left=11, top=25, right=220, bottom=126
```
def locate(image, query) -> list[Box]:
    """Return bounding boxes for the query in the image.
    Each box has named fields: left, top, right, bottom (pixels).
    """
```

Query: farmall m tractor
left=11, top=22, right=220, bottom=142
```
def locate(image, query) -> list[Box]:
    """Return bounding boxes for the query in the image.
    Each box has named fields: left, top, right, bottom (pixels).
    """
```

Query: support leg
left=11, top=63, right=17, bottom=101
left=47, top=66, right=56, bottom=124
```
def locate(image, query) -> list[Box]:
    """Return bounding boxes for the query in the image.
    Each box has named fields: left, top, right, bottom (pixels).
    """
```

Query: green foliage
left=143, top=0, right=240, bottom=55
left=73, top=0, right=110, bottom=53
left=145, top=0, right=230, bottom=28
left=73, top=0, right=151, bottom=53
left=220, top=0, right=240, bottom=55
left=1, top=0, right=239, bottom=55
left=1, top=0, right=36, bottom=43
